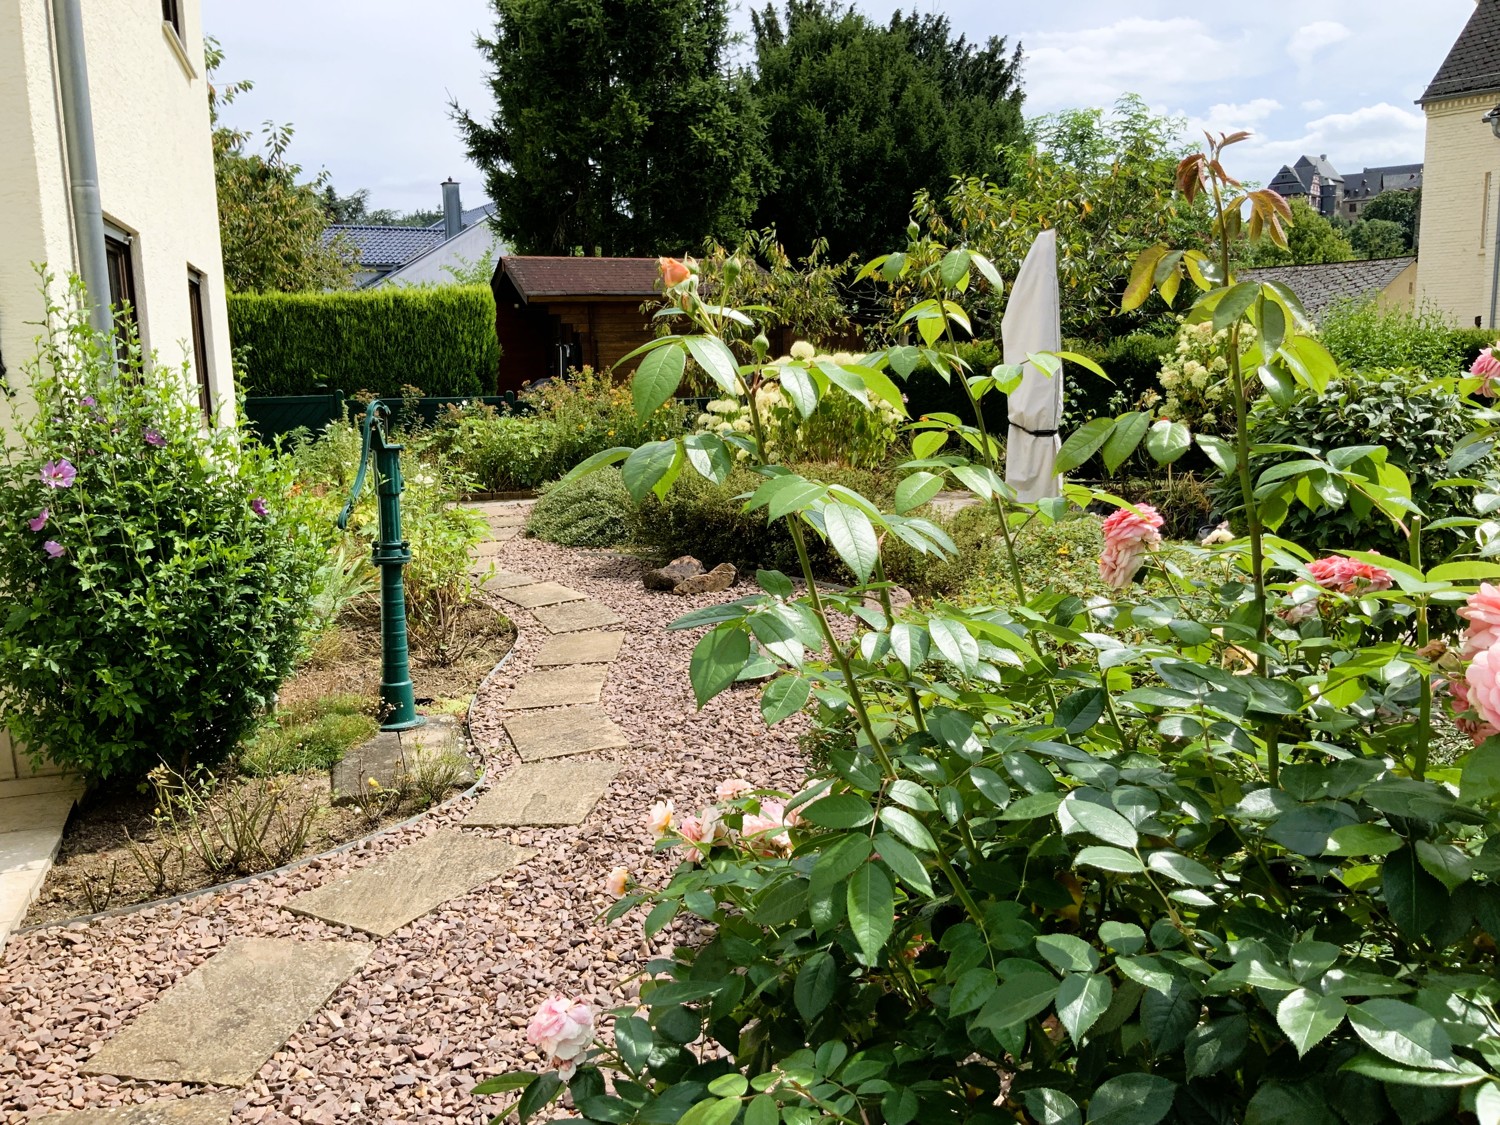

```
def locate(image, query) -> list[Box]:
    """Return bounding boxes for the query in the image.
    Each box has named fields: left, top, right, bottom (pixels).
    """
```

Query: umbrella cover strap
left=1009, top=422, right=1058, bottom=438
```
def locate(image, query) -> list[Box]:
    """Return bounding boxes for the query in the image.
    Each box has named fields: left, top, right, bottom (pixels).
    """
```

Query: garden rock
left=34, top=1092, right=239, bottom=1123
left=672, top=563, right=737, bottom=596
left=643, top=556, right=704, bottom=591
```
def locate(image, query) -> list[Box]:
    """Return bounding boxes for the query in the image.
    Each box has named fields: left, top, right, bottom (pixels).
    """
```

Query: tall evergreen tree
left=456, top=0, right=764, bottom=257
left=749, top=2, right=1025, bottom=260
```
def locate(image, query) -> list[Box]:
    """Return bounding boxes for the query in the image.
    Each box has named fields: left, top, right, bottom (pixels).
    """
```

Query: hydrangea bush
left=0, top=280, right=326, bottom=780
left=483, top=138, right=1500, bottom=1124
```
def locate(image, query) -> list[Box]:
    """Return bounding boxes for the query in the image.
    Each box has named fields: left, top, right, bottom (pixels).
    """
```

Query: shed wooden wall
left=544, top=300, right=651, bottom=374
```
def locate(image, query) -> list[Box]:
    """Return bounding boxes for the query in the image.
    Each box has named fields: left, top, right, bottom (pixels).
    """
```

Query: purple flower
left=28, top=509, right=49, bottom=532
left=144, top=428, right=166, bottom=448
left=250, top=497, right=269, bottom=518
left=39, top=459, right=76, bottom=489
left=42, top=540, right=65, bottom=559
left=81, top=396, right=95, bottom=407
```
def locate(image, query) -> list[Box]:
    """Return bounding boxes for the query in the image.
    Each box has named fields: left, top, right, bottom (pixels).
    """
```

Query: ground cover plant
left=483, top=133, right=1500, bottom=1125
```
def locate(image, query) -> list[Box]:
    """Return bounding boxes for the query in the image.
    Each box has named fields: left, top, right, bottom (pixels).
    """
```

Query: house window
left=104, top=232, right=137, bottom=344
left=188, top=271, right=212, bottom=416
left=161, top=0, right=182, bottom=37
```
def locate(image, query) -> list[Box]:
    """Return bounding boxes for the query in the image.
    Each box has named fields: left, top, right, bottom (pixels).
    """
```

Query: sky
left=204, top=0, right=1480, bottom=216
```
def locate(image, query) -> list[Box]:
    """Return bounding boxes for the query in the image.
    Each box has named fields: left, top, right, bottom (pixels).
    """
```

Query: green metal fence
left=242, top=392, right=529, bottom=444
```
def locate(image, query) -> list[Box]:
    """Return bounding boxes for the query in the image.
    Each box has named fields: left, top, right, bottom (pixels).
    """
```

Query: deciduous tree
left=1239, top=197, right=1353, bottom=268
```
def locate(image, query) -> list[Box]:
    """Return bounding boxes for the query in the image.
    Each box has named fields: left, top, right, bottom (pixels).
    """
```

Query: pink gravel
left=0, top=531, right=809, bottom=1123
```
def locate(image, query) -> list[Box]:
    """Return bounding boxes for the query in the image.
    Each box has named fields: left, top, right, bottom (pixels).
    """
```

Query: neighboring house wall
left=0, top=0, right=233, bottom=422
left=1416, top=93, right=1500, bottom=325
left=373, top=222, right=505, bottom=288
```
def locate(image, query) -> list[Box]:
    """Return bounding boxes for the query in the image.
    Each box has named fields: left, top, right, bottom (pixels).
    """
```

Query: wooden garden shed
left=490, top=256, right=661, bottom=392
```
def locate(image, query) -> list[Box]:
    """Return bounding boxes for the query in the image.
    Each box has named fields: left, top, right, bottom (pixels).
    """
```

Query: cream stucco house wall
left=1416, top=0, right=1500, bottom=326
left=0, top=0, right=232, bottom=784
left=0, top=0, right=233, bottom=425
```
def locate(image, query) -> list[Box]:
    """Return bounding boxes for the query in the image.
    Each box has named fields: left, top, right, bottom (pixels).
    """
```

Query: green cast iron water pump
left=338, top=401, right=425, bottom=732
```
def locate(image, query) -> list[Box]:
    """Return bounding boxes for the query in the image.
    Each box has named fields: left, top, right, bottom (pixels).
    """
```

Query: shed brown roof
left=500, top=256, right=660, bottom=301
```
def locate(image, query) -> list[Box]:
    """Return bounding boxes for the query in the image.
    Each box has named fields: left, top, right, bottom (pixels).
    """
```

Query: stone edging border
left=13, top=623, right=523, bottom=938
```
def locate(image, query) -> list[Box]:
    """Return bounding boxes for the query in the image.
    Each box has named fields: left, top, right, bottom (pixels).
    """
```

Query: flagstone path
left=1, top=499, right=808, bottom=1123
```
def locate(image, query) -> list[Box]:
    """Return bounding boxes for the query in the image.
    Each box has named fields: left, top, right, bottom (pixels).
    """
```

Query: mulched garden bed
left=22, top=598, right=515, bottom=927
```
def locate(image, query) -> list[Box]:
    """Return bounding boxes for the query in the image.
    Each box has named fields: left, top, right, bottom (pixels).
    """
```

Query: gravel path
left=0, top=532, right=809, bottom=1123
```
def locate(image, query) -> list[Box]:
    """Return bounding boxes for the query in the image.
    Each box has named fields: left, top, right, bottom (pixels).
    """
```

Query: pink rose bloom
left=647, top=800, right=674, bottom=838
left=743, top=799, right=792, bottom=856
left=605, top=866, right=629, bottom=898
left=526, top=995, right=595, bottom=1081
left=1305, top=556, right=1392, bottom=595
left=1472, top=347, right=1500, bottom=396
left=1098, top=504, right=1164, bottom=589
left=676, top=808, right=723, bottom=862
left=27, top=509, right=48, bottom=532
left=1460, top=583, right=1500, bottom=657
left=1467, top=648, right=1500, bottom=732
left=1445, top=677, right=1500, bottom=744
left=716, top=778, right=753, bottom=802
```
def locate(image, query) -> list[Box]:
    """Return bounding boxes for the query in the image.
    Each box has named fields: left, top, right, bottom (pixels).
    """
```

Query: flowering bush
left=0, top=282, right=326, bottom=780
left=483, top=136, right=1500, bottom=1125
left=1139, top=319, right=1256, bottom=435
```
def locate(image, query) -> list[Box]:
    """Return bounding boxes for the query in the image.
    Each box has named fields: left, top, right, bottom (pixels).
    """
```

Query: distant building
left=1416, top=0, right=1500, bottom=326
left=1268, top=155, right=1345, bottom=217
left=323, top=180, right=504, bottom=288
left=1267, top=155, right=1423, bottom=221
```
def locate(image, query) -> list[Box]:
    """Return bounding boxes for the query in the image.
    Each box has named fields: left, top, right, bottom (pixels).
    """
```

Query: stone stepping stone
left=34, top=1093, right=238, bottom=1124
left=284, top=830, right=532, bottom=937
left=328, top=716, right=473, bottom=805
left=466, top=761, right=622, bottom=827
left=496, top=581, right=587, bottom=609
left=503, top=666, right=606, bottom=710
left=473, top=530, right=519, bottom=556
left=84, top=938, right=370, bottom=1086
left=487, top=511, right=527, bottom=528
left=504, top=705, right=630, bottom=761
left=478, top=568, right=537, bottom=590
left=534, top=630, right=625, bottom=667
left=532, top=599, right=623, bottom=634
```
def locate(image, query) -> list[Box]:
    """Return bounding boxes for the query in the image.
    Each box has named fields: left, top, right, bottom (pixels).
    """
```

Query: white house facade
left=0, top=0, right=233, bottom=422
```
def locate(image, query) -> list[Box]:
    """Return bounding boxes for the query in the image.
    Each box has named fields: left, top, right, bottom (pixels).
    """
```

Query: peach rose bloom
left=743, top=799, right=792, bottom=856
left=527, top=995, right=595, bottom=1079
left=1098, top=504, right=1164, bottom=589
left=1467, top=648, right=1500, bottom=732
left=1446, top=677, right=1500, bottom=745
left=717, top=778, right=754, bottom=802
left=647, top=800, right=674, bottom=838
left=658, top=257, right=690, bottom=287
left=1305, top=556, right=1392, bottom=595
left=1460, top=583, right=1500, bottom=657
left=605, top=866, right=629, bottom=898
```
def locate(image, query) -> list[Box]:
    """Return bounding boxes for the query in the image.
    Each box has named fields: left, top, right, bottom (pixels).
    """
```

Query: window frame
left=161, top=0, right=182, bottom=37
left=187, top=270, right=213, bottom=417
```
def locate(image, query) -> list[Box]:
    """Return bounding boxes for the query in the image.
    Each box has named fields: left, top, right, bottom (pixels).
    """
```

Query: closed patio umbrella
left=1002, top=229, right=1063, bottom=503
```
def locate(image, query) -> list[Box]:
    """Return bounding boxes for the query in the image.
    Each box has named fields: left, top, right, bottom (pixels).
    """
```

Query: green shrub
left=0, top=284, right=328, bottom=781
left=240, top=695, right=378, bottom=776
left=228, top=285, right=499, bottom=397
left=1219, top=369, right=1494, bottom=556
left=422, top=368, right=685, bottom=491
left=1063, top=332, right=1175, bottom=426
left=1318, top=299, right=1468, bottom=376
left=528, top=469, right=635, bottom=548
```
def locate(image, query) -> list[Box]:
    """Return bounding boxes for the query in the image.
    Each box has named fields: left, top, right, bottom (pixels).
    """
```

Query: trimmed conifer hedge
left=228, top=285, right=499, bottom=397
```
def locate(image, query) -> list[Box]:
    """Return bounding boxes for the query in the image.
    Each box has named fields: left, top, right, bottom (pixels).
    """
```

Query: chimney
left=441, top=178, right=462, bottom=241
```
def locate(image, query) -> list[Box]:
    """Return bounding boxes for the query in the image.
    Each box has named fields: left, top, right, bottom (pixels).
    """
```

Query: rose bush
left=478, top=135, right=1500, bottom=1125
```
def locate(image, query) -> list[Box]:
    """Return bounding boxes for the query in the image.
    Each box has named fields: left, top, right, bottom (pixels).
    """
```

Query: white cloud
left=1022, top=18, right=1254, bottom=112
left=1288, top=21, right=1353, bottom=68
left=1302, top=99, right=1327, bottom=112
left=1195, top=98, right=1282, bottom=131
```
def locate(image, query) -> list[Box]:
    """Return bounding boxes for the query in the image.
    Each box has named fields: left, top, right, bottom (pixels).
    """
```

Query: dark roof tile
left=324, top=225, right=444, bottom=268
left=1422, top=0, right=1500, bottom=103
left=500, top=256, right=661, bottom=300
left=1242, top=257, right=1416, bottom=319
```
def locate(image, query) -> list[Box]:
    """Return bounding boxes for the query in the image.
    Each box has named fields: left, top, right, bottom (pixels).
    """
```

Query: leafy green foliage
left=1349, top=218, right=1409, bottom=260
left=1318, top=300, right=1471, bottom=377
left=0, top=283, right=327, bottom=781
left=1221, top=370, right=1495, bottom=557
left=228, top=286, right=498, bottom=397
left=1357, top=189, right=1420, bottom=251
left=749, top=1, right=1024, bottom=261
left=1240, top=197, right=1354, bottom=267
left=457, top=0, right=763, bottom=255
left=527, top=468, right=635, bottom=548
left=207, top=40, right=356, bottom=293
left=916, top=95, right=1211, bottom=341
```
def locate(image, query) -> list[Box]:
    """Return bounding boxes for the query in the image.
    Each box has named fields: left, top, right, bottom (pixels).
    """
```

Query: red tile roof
left=500, top=256, right=661, bottom=300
